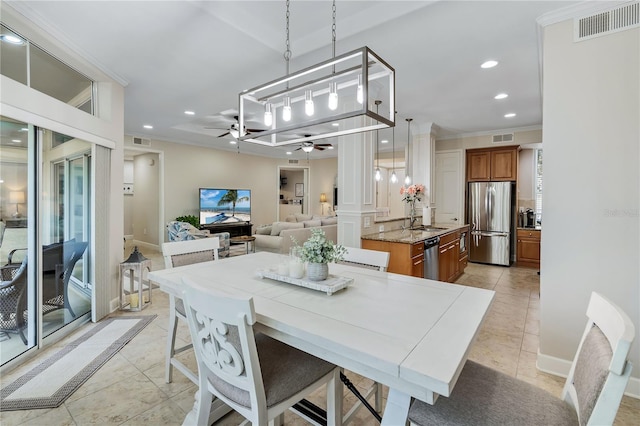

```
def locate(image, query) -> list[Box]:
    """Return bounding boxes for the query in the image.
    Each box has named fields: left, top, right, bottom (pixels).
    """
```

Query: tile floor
left=1, top=248, right=638, bottom=425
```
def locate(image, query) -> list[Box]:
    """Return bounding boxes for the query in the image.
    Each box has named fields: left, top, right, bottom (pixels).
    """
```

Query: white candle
left=277, top=262, right=289, bottom=276
left=130, top=293, right=139, bottom=308
left=289, top=260, right=304, bottom=279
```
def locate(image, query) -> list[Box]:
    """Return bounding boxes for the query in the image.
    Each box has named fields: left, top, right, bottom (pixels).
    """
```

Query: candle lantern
left=119, top=246, right=153, bottom=311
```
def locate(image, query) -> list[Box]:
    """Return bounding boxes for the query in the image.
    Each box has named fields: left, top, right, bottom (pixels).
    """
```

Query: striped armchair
left=166, top=222, right=229, bottom=258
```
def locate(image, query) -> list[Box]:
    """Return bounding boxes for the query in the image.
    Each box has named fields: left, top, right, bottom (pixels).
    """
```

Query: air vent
left=288, top=159, right=299, bottom=164
left=575, top=2, right=639, bottom=41
left=133, top=137, right=151, bottom=146
left=492, top=133, right=514, bottom=143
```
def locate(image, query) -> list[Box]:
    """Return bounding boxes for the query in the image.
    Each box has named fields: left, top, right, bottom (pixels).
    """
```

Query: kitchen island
left=362, top=224, right=469, bottom=282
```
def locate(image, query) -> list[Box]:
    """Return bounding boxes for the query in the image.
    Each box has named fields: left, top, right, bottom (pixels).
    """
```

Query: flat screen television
left=199, top=188, right=251, bottom=225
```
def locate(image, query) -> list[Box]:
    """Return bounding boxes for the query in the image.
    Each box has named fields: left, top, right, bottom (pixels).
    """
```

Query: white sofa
left=254, top=214, right=338, bottom=254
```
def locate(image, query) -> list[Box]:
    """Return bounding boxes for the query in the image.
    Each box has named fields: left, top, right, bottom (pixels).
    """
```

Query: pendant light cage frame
left=239, top=46, right=395, bottom=147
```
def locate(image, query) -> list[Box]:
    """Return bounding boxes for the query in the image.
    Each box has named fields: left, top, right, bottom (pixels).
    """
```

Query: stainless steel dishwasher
left=423, top=236, right=440, bottom=280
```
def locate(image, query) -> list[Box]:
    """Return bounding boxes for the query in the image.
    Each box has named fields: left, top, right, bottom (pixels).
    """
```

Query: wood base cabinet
left=516, top=229, right=541, bottom=268
left=361, top=239, right=424, bottom=278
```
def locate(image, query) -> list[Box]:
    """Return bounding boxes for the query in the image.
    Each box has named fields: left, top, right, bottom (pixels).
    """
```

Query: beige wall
left=540, top=18, right=639, bottom=388
left=123, top=139, right=338, bottom=239
left=132, top=153, right=160, bottom=244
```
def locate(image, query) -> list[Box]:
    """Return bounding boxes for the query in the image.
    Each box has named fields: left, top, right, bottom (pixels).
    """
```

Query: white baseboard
left=538, top=351, right=640, bottom=399
left=110, top=297, right=120, bottom=313
left=130, top=239, right=160, bottom=253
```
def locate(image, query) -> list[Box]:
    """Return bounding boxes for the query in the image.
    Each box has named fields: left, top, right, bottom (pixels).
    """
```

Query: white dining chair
left=161, top=237, right=220, bottom=384
left=340, top=246, right=390, bottom=423
left=408, top=291, right=635, bottom=426
left=181, top=279, right=343, bottom=426
left=341, top=246, right=390, bottom=272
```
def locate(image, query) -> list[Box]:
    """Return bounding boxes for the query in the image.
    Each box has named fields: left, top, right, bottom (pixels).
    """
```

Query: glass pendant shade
left=404, top=174, right=411, bottom=185
left=264, top=103, right=273, bottom=126
left=305, top=90, right=315, bottom=116
left=282, top=97, right=292, bottom=122
left=375, top=168, right=382, bottom=181
left=239, top=46, right=394, bottom=148
left=390, top=171, right=397, bottom=183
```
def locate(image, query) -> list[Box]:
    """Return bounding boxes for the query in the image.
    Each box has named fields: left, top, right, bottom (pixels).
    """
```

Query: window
left=535, top=149, right=543, bottom=224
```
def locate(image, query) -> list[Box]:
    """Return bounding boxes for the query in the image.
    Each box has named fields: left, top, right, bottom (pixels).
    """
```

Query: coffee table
left=230, top=235, right=256, bottom=254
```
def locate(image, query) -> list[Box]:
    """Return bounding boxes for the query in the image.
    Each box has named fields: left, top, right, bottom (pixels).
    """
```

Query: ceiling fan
left=204, top=110, right=265, bottom=138
left=295, top=141, right=333, bottom=152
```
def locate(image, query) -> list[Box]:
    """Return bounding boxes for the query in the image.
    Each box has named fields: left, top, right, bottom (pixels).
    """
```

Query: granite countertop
left=361, top=223, right=469, bottom=244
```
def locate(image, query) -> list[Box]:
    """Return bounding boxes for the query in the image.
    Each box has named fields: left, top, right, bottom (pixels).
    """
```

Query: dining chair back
left=182, top=279, right=342, bottom=426
left=161, top=236, right=220, bottom=385
left=408, top=292, right=635, bottom=426
left=341, top=246, right=390, bottom=272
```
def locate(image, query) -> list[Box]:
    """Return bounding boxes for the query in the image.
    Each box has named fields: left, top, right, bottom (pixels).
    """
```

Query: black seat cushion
left=408, top=360, right=578, bottom=426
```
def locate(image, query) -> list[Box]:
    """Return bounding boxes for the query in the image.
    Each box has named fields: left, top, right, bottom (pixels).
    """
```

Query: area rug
left=0, top=315, right=156, bottom=411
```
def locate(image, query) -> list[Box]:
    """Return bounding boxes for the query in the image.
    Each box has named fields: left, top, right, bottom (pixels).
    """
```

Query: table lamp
left=9, top=191, right=25, bottom=218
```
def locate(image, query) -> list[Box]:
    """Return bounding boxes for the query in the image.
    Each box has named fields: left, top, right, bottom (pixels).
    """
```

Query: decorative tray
left=256, top=268, right=352, bottom=295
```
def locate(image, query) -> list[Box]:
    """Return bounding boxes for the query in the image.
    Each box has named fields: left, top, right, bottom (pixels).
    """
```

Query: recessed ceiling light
left=184, top=110, right=195, bottom=115
left=494, top=93, right=508, bottom=100
left=143, top=124, right=153, bottom=129
left=504, top=113, right=516, bottom=118
left=381, top=139, right=388, bottom=144
left=11, top=139, right=21, bottom=143
left=229, top=140, right=237, bottom=145
left=286, top=151, right=292, bottom=155
left=1, top=34, right=24, bottom=45
left=327, top=146, right=334, bottom=150
left=481, top=60, right=498, bottom=69
left=332, top=123, right=339, bottom=127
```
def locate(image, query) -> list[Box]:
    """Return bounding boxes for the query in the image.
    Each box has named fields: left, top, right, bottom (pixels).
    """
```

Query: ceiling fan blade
left=315, top=144, right=332, bottom=147
left=216, top=131, right=230, bottom=138
left=246, top=128, right=266, bottom=133
left=315, top=146, right=326, bottom=151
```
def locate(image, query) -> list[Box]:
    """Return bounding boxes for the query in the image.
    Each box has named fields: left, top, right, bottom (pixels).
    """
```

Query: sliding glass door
left=0, top=117, right=93, bottom=365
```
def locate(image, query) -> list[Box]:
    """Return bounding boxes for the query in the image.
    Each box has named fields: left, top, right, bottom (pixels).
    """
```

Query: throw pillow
left=285, top=215, right=297, bottom=223
left=270, top=221, right=303, bottom=236
left=302, top=220, right=322, bottom=228
left=256, top=225, right=272, bottom=235
left=321, top=217, right=338, bottom=225
left=295, top=213, right=313, bottom=222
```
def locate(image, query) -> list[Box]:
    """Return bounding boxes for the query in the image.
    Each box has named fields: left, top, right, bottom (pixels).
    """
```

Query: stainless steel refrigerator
left=468, top=182, right=514, bottom=266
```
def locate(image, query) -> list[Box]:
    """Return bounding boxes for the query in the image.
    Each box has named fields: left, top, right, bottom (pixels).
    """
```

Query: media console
left=201, top=222, right=252, bottom=238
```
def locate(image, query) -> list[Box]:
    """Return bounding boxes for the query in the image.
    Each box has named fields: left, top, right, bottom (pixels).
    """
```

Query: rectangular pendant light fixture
left=238, top=46, right=395, bottom=147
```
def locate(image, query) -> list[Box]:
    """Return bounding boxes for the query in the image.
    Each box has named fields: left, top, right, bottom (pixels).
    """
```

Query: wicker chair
left=0, top=240, right=88, bottom=344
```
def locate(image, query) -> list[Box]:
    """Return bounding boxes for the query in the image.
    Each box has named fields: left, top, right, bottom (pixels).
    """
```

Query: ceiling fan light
left=282, top=97, right=292, bottom=122
left=302, top=144, right=314, bottom=153
left=305, top=90, right=315, bottom=116
left=264, top=103, right=273, bottom=126
left=328, top=82, right=338, bottom=111
left=230, top=128, right=240, bottom=139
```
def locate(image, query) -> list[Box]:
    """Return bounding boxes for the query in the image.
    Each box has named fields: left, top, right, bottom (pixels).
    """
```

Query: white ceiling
left=7, top=1, right=580, bottom=159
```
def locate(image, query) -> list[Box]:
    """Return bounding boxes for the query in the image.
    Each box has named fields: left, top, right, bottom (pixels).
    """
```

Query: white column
left=337, top=124, right=376, bottom=248
left=411, top=122, right=438, bottom=221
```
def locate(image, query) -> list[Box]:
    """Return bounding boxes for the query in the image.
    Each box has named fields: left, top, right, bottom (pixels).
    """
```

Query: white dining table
left=148, top=251, right=494, bottom=425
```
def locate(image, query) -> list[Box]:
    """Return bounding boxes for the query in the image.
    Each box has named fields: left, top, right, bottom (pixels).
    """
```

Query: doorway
left=277, top=166, right=309, bottom=221
left=435, top=150, right=464, bottom=224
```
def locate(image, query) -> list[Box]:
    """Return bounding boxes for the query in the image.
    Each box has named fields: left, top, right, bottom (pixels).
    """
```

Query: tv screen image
left=199, top=188, right=251, bottom=225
